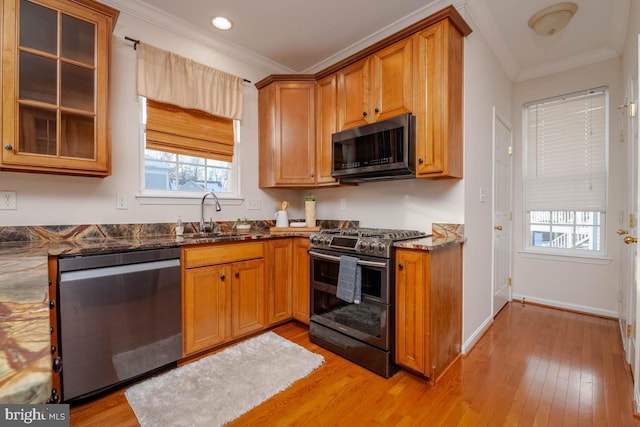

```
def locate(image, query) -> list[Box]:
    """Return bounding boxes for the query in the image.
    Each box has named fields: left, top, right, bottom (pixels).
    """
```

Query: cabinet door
left=292, top=238, right=310, bottom=324
left=429, top=243, right=463, bottom=381
left=337, top=57, right=370, bottom=130
left=395, top=249, right=429, bottom=375
left=413, top=19, right=464, bottom=179
left=183, top=265, right=229, bottom=355
left=315, top=74, right=339, bottom=186
left=231, top=258, right=266, bottom=338
left=1, top=0, right=117, bottom=176
left=267, top=239, right=293, bottom=325
left=370, top=38, right=413, bottom=122
left=274, top=82, right=316, bottom=185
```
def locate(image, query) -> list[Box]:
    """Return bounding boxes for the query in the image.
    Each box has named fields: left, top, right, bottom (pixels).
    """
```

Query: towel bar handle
left=308, top=251, right=388, bottom=268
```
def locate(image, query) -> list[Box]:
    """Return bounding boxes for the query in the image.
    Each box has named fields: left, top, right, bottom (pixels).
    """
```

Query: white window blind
left=524, top=88, right=608, bottom=212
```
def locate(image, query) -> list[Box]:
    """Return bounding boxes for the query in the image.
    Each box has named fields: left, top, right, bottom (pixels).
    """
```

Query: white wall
left=0, top=3, right=515, bottom=351
left=313, top=8, right=514, bottom=350
left=0, top=11, right=301, bottom=226
left=511, top=58, right=624, bottom=317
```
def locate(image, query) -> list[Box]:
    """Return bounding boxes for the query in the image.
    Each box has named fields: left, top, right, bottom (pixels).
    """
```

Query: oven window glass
left=311, top=257, right=384, bottom=299
left=312, top=289, right=383, bottom=338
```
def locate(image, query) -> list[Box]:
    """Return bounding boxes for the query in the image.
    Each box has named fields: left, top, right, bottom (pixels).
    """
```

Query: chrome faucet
left=200, top=191, right=222, bottom=233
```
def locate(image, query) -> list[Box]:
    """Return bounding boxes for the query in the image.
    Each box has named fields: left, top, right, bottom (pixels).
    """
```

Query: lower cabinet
left=267, top=239, right=293, bottom=325
left=182, top=242, right=266, bottom=356
left=292, top=237, right=310, bottom=324
left=395, top=243, right=462, bottom=381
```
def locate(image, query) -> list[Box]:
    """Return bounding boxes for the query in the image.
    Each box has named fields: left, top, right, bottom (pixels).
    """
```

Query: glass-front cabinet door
left=1, top=0, right=118, bottom=176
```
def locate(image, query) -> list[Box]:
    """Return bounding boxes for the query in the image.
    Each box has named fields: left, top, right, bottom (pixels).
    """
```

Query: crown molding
left=305, top=0, right=467, bottom=74
left=465, top=0, right=519, bottom=81
left=515, top=46, right=620, bottom=82
left=99, top=0, right=293, bottom=76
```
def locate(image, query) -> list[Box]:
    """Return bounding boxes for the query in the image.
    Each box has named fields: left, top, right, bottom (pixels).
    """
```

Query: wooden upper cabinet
left=258, top=80, right=317, bottom=187
left=315, top=74, right=339, bottom=186
left=413, top=18, right=465, bottom=179
left=1, top=0, right=118, bottom=176
left=256, top=6, right=471, bottom=184
left=337, top=38, right=413, bottom=131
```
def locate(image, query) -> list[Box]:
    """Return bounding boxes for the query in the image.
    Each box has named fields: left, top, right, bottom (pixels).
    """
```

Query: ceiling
left=105, top=0, right=630, bottom=82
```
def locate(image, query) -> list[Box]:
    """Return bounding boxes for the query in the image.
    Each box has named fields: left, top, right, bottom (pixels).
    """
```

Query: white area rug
left=124, top=332, right=324, bottom=427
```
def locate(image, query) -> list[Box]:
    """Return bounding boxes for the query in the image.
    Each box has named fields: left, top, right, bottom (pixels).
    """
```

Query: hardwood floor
left=70, top=302, right=640, bottom=426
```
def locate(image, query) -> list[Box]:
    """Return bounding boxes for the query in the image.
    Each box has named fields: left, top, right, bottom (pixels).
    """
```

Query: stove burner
left=310, top=227, right=427, bottom=258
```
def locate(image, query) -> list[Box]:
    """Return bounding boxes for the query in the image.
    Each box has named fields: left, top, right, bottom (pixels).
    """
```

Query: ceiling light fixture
left=211, top=16, right=232, bottom=30
left=527, top=2, right=578, bottom=36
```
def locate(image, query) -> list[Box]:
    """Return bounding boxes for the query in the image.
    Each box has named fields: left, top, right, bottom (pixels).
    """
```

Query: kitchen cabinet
left=182, top=242, right=265, bottom=356
left=267, top=239, right=293, bottom=325
left=395, top=243, right=462, bottom=381
left=1, top=0, right=118, bottom=176
left=314, top=74, right=340, bottom=186
left=413, top=18, right=465, bottom=179
left=337, top=37, right=413, bottom=131
left=292, top=237, right=310, bottom=324
left=258, top=78, right=317, bottom=188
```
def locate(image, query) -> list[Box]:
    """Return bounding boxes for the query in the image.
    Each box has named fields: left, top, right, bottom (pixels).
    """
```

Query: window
left=135, top=42, right=244, bottom=200
left=524, top=87, right=608, bottom=255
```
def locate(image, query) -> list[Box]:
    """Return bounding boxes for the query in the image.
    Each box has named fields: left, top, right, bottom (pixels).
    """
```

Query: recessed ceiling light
left=211, top=16, right=232, bottom=30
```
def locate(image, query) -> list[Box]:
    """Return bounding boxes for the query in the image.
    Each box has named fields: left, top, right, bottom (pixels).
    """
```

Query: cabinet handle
left=362, top=111, right=367, bottom=117
left=4, top=144, right=13, bottom=150
left=374, top=107, right=379, bottom=113
left=219, top=274, right=225, bottom=280
left=398, top=263, right=404, bottom=270
left=235, top=272, right=240, bottom=278
left=418, top=158, right=424, bottom=164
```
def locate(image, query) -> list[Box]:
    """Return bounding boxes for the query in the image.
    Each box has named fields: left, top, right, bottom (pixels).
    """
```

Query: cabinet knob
left=374, top=107, right=379, bottom=113
left=4, top=144, right=13, bottom=150
left=418, top=158, right=424, bottom=164
left=219, top=274, right=225, bottom=280
left=398, top=263, right=404, bottom=270
left=362, top=111, right=367, bottom=117
left=234, top=272, right=240, bottom=278
left=52, top=357, right=62, bottom=373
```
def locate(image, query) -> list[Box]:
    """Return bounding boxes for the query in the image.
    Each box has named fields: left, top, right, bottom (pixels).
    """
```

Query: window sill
left=136, top=193, right=244, bottom=206
left=518, top=249, right=612, bottom=265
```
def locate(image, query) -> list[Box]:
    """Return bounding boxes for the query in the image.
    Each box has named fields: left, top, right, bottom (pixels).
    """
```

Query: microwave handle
left=308, top=250, right=388, bottom=268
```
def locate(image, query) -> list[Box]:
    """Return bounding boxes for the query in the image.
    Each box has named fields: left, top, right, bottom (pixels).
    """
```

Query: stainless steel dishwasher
left=57, top=247, right=182, bottom=402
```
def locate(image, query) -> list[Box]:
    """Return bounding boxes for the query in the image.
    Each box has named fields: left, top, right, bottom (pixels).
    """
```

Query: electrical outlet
left=340, top=198, right=347, bottom=210
left=116, top=194, right=128, bottom=210
left=247, top=199, right=262, bottom=210
left=0, top=191, right=17, bottom=210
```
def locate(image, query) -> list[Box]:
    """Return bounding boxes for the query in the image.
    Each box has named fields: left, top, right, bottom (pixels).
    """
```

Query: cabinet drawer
left=183, top=242, right=265, bottom=268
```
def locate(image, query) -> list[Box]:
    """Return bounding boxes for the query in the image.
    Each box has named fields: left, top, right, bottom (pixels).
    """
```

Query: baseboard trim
left=462, top=314, right=493, bottom=354
left=511, top=293, right=618, bottom=319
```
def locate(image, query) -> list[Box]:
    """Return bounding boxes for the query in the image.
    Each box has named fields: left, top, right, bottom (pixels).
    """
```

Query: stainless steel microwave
left=331, top=113, right=416, bottom=183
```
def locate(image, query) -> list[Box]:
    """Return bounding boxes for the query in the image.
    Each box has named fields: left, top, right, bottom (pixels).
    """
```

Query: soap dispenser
left=176, top=216, right=184, bottom=236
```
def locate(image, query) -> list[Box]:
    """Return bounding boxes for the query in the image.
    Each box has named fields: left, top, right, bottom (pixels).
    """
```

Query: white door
left=631, top=34, right=640, bottom=412
left=492, top=107, right=513, bottom=317
left=620, top=55, right=638, bottom=366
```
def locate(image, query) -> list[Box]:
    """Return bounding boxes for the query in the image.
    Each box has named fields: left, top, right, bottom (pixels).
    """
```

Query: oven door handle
left=309, top=250, right=388, bottom=268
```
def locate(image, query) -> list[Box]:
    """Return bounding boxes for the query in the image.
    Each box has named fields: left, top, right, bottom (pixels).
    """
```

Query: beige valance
left=136, top=42, right=243, bottom=120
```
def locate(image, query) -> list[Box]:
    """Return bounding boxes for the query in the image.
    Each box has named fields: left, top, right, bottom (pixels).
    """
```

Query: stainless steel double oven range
left=308, top=228, right=426, bottom=378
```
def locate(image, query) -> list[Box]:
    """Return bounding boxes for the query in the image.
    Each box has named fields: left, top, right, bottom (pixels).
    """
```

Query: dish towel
left=336, top=255, right=362, bottom=304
